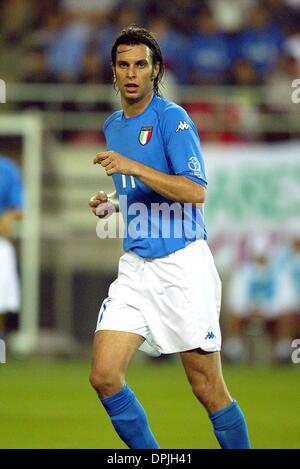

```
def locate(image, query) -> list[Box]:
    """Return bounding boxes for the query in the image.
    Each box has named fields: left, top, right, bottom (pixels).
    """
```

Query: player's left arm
left=93, top=152, right=205, bottom=204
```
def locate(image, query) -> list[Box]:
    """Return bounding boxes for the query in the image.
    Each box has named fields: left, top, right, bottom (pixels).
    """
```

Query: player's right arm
left=89, top=190, right=119, bottom=218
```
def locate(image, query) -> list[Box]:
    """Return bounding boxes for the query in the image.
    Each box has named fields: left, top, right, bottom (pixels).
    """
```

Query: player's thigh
left=91, top=329, right=144, bottom=379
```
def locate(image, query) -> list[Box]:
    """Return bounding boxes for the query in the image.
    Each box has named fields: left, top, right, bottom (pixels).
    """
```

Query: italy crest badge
left=139, top=127, right=153, bottom=145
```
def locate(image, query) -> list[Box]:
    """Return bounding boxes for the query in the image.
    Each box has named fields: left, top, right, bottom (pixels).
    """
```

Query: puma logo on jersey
left=176, top=120, right=190, bottom=132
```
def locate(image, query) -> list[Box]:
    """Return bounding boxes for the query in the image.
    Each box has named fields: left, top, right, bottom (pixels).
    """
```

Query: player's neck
left=122, top=92, right=154, bottom=118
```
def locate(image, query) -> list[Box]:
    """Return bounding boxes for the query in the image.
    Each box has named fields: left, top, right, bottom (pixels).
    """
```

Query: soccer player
left=89, top=26, right=251, bottom=449
left=224, top=237, right=293, bottom=363
left=0, top=155, right=23, bottom=336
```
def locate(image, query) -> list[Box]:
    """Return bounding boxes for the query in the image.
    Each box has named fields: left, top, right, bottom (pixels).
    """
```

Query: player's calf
left=191, top=376, right=231, bottom=414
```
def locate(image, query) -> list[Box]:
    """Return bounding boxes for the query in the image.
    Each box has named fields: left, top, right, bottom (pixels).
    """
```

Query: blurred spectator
left=185, top=9, right=234, bottom=85
left=223, top=236, right=293, bottom=363
left=78, top=44, right=106, bottom=84
left=19, top=45, right=58, bottom=112
left=46, top=22, right=91, bottom=81
left=274, top=232, right=300, bottom=339
left=264, top=53, right=300, bottom=111
left=210, top=0, right=257, bottom=33
left=22, top=45, right=57, bottom=84
left=67, top=44, right=112, bottom=144
left=262, top=53, right=300, bottom=141
left=284, top=0, right=300, bottom=16
left=28, top=12, right=63, bottom=52
left=264, top=0, right=297, bottom=34
left=147, top=15, right=187, bottom=83
left=226, top=59, right=260, bottom=142
left=0, top=156, right=23, bottom=336
left=97, top=4, right=141, bottom=79
left=60, top=0, right=119, bottom=26
left=1, top=0, right=37, bottom=43
left=284, top=23, right=300, bottom=68
left=149, top=0, right=202, bottom=34
left=40, top=0, right=120, bottom=82
left=236, top=4, right=284, bottom=82
left=229, top=58, right=259, bottom=85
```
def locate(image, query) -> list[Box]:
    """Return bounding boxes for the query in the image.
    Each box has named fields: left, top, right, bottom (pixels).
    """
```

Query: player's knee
left=89, top=368, right=122, bottom=398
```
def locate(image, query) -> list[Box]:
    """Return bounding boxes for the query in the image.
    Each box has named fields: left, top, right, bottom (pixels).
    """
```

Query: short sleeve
left=161, top=105, right=207, bottom=187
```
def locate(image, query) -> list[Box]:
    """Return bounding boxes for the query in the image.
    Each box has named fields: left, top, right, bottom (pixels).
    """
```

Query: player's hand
left=93, top=151, right=138, bottom=176
left=0, top=211, right=14, bottom=238
left=89, top=191, right=114, bottom=219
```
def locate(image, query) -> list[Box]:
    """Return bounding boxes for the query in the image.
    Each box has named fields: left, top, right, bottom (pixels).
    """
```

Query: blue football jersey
left=103, top=94, right=207, bottom=258
left=0, top=156, right=24, bottom=216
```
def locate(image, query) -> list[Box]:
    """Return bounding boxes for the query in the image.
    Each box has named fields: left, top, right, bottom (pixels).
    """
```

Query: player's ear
left=152, top=63, right=160, bottom=80
left=112, top=66, right=116, bottom=83
left=112, top=66, right=119, bottom=94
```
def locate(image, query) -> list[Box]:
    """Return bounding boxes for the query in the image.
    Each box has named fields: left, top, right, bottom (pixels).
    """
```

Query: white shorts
left=95, top=240, right=222, bottom=356
left=0, top=237, right=20, bottom=313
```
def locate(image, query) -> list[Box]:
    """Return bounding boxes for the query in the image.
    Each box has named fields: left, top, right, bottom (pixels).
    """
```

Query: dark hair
left=111, top=26, right=165, bottom=96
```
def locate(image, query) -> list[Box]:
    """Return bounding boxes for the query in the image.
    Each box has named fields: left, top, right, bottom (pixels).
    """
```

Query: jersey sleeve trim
left=178, top=171, right=208, bottom=187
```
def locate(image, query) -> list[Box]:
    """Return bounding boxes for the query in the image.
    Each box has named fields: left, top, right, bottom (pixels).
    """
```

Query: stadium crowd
left=1, top=0, right=300, bottom=143
left=1, top=0, right=300, bottom=86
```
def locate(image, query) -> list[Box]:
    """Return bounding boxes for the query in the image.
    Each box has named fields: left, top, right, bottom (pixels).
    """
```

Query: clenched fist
left=89, top=191, right=115, bottom=219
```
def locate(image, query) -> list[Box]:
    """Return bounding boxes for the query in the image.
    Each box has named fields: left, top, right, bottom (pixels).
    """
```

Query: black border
left=0, top=449, right=299, bottom=465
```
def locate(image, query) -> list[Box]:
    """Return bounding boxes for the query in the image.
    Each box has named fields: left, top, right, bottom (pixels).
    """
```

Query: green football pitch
left=0, top=357, right=299, bottom=448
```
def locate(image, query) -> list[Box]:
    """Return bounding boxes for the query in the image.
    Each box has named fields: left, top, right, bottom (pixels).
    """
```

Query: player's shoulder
left=154, top=96, right=190, bottom=121
left=154, top=96, right=193, bottom=133
left=103, top=110, right=123, bottom=133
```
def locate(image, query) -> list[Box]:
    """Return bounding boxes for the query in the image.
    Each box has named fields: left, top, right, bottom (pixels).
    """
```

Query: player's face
left=113, top=44, right=159, bottom=104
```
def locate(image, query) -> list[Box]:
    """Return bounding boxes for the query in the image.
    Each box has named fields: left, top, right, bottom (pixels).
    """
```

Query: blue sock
left=100, top=383, right=159, bottom=449
left=209, top=400, right=251, bottom=449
